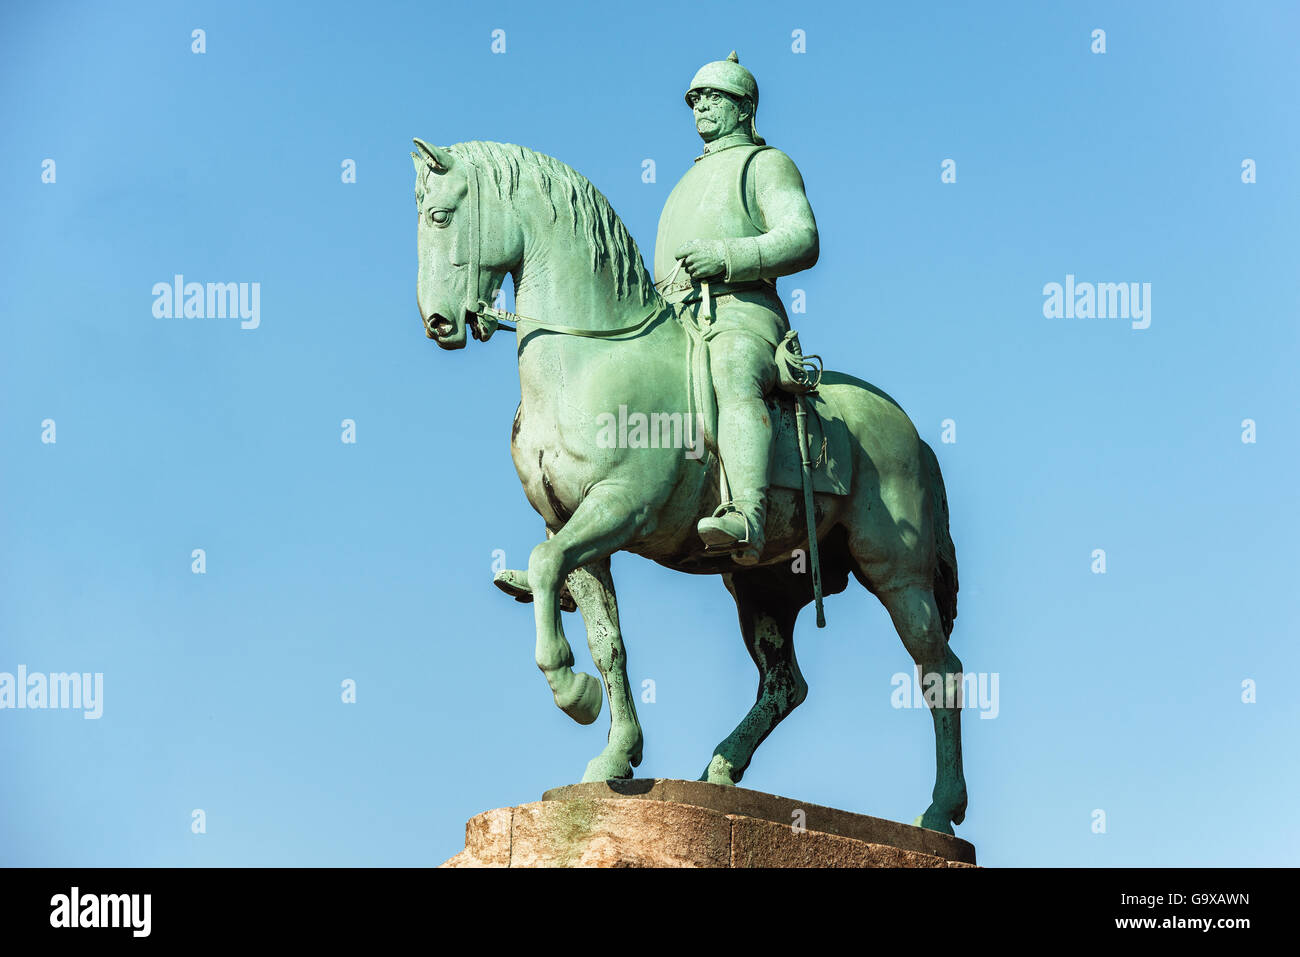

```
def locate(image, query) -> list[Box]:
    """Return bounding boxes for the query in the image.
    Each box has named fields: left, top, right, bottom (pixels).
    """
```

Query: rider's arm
left=723, top=149, right=820, bottom=283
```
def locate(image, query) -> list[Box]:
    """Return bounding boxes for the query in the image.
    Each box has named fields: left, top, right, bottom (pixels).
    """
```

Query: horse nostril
left=430, top=315, right=454, bottom=337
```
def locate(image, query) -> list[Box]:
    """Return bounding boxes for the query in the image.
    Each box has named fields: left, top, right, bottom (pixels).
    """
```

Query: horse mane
left=447, top=140, right=657, bottom=307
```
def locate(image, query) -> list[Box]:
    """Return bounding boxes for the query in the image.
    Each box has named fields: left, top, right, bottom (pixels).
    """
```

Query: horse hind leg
left=564, top=557, right=644, bottom=782
left=876, top=580, right=968, bottom=834
left=701, top=569, right=809, bottom=787
left=850, top=447, right=966, bottom=833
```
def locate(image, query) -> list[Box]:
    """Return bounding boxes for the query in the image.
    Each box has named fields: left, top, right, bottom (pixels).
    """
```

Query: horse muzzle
left=423, top=310, right=469, bottom=349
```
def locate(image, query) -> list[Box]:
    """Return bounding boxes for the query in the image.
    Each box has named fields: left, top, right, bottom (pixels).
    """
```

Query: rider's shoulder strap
left=736, top=144, right=774, bottom=235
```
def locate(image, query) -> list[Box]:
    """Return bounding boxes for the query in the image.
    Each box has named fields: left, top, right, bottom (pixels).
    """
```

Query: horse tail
left=921, top=440, right=959, bottom=638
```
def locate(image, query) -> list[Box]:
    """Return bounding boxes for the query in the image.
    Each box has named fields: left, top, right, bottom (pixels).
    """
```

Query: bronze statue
left=411, top=52, right=968, bottom=834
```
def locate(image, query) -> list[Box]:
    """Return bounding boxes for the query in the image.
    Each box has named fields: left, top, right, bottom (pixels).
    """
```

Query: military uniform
left=654, top=53, right=819, bottom=563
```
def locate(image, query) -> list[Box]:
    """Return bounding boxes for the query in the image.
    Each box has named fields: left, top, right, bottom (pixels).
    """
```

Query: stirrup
left=700, top=502, right=754, bottom=555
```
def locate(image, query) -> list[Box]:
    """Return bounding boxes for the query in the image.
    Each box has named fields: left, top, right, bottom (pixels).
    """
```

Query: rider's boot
left=698, top=492, right=767, bottom=565
left=697, top=389, right=773, bottom=565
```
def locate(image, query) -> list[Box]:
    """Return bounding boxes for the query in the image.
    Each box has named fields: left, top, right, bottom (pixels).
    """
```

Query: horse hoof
left=915, top=806, right=956, bottom=835
left=582, top=753, right=635, bottom=783
left=492, top=569, right=577, bottom=612
left=555, top=671, right=602, bottom=725
left=699, top=755, right=738, bottom=787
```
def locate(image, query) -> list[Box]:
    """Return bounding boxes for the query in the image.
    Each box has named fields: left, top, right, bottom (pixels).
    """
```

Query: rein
left=470, top=299, right=666, bottom=342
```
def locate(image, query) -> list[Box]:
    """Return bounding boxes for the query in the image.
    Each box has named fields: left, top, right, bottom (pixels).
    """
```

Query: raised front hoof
left=492, top=569, right=576, bottom=613
left=553, top=671, right=603, bottom=726
left=699, top=754, right=739, bottom=787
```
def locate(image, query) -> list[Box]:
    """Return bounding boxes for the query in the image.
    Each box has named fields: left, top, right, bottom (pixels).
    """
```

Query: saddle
left=681, top=316, right=852, bottom=498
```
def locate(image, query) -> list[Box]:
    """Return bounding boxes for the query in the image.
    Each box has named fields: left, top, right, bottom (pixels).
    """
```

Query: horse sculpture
left=412, top=138, right=968, bottom=834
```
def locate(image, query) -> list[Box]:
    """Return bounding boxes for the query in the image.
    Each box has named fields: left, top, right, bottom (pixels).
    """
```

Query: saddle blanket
left=767, top=390, right=852, bottom=497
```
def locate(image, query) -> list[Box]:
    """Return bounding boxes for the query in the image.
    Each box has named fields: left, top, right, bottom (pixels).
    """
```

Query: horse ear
left=413, top=138, right=454, bottom=172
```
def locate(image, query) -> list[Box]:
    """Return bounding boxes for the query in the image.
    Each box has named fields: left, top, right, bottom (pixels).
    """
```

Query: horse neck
left=510, top=194, right=659, bottom=334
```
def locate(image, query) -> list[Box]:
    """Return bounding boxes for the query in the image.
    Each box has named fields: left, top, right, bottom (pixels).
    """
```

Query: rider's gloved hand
left=675, top=239, right=726, bottom=281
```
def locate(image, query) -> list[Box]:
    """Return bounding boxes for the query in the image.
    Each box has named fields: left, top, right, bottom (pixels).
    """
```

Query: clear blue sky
left=2, top=0, right=1297, bottom=867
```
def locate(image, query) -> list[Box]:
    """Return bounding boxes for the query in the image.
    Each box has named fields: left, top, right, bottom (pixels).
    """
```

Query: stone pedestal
left=440, top=778, right=977, bottom=868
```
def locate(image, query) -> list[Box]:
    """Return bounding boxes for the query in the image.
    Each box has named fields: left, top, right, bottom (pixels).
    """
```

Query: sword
left=795, top=394, right=826, bottom=627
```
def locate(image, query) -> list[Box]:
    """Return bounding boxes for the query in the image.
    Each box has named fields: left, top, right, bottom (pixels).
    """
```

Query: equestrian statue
left=411, top=52, right=968, bottom=834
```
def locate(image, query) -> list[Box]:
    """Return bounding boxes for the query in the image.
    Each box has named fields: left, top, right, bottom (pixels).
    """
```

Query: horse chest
left=511, top=401, right=580, bottom=526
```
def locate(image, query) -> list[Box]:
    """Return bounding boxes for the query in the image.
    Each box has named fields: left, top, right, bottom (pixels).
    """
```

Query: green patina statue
left=411, top=52, right=969, bottom=834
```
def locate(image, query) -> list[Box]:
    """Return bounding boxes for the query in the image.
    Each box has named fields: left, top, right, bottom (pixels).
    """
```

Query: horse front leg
left=529, top=483, right=643, bottom=726
left=565, top=557, right=643, bottom=781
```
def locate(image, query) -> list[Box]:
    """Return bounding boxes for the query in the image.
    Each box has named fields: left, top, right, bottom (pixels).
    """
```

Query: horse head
left=412, top=138, right=521, bottom=350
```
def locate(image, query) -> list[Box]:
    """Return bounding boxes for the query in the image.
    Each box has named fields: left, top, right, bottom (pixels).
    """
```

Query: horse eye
left=429, top=208, right=451, bottom=227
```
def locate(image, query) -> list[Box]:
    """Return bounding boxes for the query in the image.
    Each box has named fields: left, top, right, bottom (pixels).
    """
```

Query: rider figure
left=654, top=51, right=819, bottom=564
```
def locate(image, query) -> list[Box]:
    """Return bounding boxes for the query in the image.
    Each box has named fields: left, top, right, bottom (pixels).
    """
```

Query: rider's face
left=689, top=89, right=746, bottom=142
